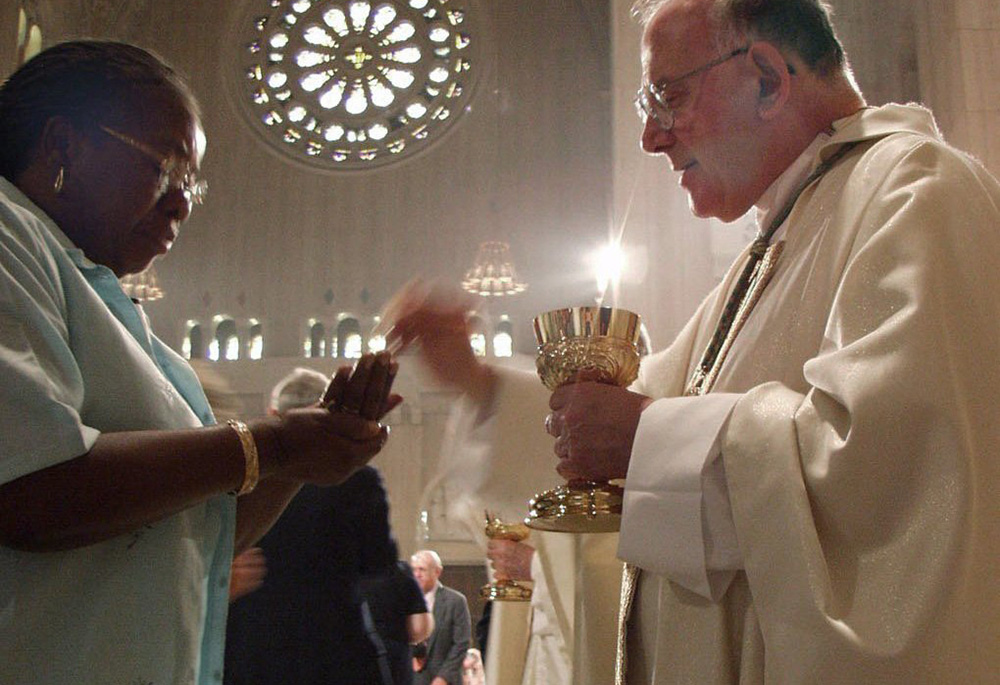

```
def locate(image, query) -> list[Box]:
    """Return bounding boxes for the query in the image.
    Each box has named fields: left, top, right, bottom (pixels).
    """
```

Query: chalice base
left=480, top=580, right=533, bottom=602
left=524, top=481, right=623, bottom=533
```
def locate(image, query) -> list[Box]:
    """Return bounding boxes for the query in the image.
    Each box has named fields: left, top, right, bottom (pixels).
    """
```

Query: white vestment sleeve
left=619, top=393, right=742, bottom=599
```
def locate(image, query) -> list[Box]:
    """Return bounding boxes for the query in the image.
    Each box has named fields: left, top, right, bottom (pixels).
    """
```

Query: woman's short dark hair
left=633, top=0, right=847, bottom=77
left=0, top=40, right=201, bottom=181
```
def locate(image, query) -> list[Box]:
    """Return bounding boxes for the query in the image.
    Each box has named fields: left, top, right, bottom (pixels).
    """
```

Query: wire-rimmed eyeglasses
left=634, top=45, right=750, bottom=132
left=98, top=125, right=208, bottom=205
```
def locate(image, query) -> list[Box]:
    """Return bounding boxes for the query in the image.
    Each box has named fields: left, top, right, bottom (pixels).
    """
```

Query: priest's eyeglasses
left=634, top=45, right=750, bottom=132
left=98, top=125, right=208, bottom=205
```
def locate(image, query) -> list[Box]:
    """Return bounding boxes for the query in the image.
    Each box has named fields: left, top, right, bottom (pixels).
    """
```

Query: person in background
left=412, top=641, right=430, bottom=675
left=225, top=367, right=402, bottom=684
left=0, top=41, right=397, bottom=684
left=411, top=550, right=472, bottom=685
left=362, top=559, right=436, bottom=684
left=474, top=600, right=492, bottom=663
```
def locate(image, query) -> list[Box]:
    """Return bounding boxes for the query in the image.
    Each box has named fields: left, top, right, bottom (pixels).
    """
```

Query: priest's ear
left=748, top=42, right=792, bottom=120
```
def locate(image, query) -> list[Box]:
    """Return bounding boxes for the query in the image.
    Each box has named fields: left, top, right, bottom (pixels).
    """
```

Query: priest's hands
left=384, top=279, right=497, bottom=408
left=487, top=539, right=534, bottom=582
left=546, top=382, right=653, bottom=482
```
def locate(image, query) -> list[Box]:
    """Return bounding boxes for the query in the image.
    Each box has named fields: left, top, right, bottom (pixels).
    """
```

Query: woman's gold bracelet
left=227, top=419, right=259, bottom=496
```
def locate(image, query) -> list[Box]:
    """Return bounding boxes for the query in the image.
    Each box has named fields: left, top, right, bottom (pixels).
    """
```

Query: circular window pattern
left=232, top=0, right=483, bottom=171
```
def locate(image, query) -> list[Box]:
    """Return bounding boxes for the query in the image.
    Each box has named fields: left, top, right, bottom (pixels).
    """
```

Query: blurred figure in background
left=227, top=546, right=266, bottom=602
left=362, top=559, right=435, bottom=684
left=388, top=282, right=617, bottom=685
left=225, top=367, right=403, bottom=684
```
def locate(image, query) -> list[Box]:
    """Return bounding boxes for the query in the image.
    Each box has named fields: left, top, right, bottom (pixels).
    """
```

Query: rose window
left=233, top=0, right=481, bottom=170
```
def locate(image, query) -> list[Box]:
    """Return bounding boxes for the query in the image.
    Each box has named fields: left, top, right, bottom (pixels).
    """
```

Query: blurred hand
left=487, top=539, right=534, bottom=582
left=383, top=279, right=496, bottom=406
left=229, top=547, right=267, bottom=602
left=547, top=382, right=652, bottom=482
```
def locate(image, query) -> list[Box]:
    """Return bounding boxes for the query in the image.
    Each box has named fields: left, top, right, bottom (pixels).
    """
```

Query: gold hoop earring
left=53, top=166, right=65, bottom=194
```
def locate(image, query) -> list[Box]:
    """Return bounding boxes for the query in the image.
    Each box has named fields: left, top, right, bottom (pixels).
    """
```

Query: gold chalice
left=480, top=511, right=533, bottom=602
left=526, top=306, right=642, bottom=533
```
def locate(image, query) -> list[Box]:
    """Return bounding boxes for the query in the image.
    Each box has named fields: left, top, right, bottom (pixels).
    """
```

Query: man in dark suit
left=225, top=368, right=399, bottom=684
left=410, top=550, right=471, bottom=685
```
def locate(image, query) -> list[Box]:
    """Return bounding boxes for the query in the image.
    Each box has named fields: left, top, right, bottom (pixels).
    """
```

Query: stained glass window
left=468, top=315, right=486, bottom=357
left=234, top=0, right=481, bottom=170
left=184, top=321, right=205, bottom=360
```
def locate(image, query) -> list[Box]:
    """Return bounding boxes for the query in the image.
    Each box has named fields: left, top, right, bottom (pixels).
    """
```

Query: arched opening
left=248, top=320, right=264, bottom=360
left=211, top=318, right=240, bottom=361
left=183, top=321, right=205, bottom=360
left=336, top=316, right=363, bottom=359
left=493, top=316, right=514, bottom=358
left=468, top=315, right=487, bottom=357
left=306, top=320, right=326, bottom=358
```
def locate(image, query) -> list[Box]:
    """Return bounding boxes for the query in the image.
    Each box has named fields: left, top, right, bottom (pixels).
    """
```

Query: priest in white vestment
left=391, top=0, right=1000, bottom=682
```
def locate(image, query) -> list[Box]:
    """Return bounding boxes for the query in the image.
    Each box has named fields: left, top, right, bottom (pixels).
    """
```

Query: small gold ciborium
left=527, top=306, right=642, bottom=533
left=480, top=511, right=533, bottom=602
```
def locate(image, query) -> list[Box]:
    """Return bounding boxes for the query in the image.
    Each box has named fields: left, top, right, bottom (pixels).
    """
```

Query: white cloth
left=619, top=103, right=1000, bottom=683
left=623, top=393, right=741, bottom=599
left=0, top=178, right=234, bottom=685
left=438, top=370, right=619, bottom=685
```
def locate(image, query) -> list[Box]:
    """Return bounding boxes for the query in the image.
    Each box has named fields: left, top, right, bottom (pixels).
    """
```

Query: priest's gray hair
left=632, top=0, right=847, bottom=78
left=270, top=367, right=329, bottom=414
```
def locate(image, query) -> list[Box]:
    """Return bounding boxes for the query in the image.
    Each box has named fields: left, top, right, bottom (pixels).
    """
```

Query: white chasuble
left=623, top=104, right=1000, bottom=683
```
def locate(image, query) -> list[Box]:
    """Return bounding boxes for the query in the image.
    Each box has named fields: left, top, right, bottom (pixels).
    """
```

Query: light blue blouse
left=0, top=177, right=235, bottom=685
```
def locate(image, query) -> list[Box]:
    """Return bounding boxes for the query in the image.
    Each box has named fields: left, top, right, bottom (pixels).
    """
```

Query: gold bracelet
left=227, top=419, right=259, bottom=496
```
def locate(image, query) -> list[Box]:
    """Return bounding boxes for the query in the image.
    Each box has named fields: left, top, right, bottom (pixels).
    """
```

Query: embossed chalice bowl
left=527, top=306, right=642, bottom=533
